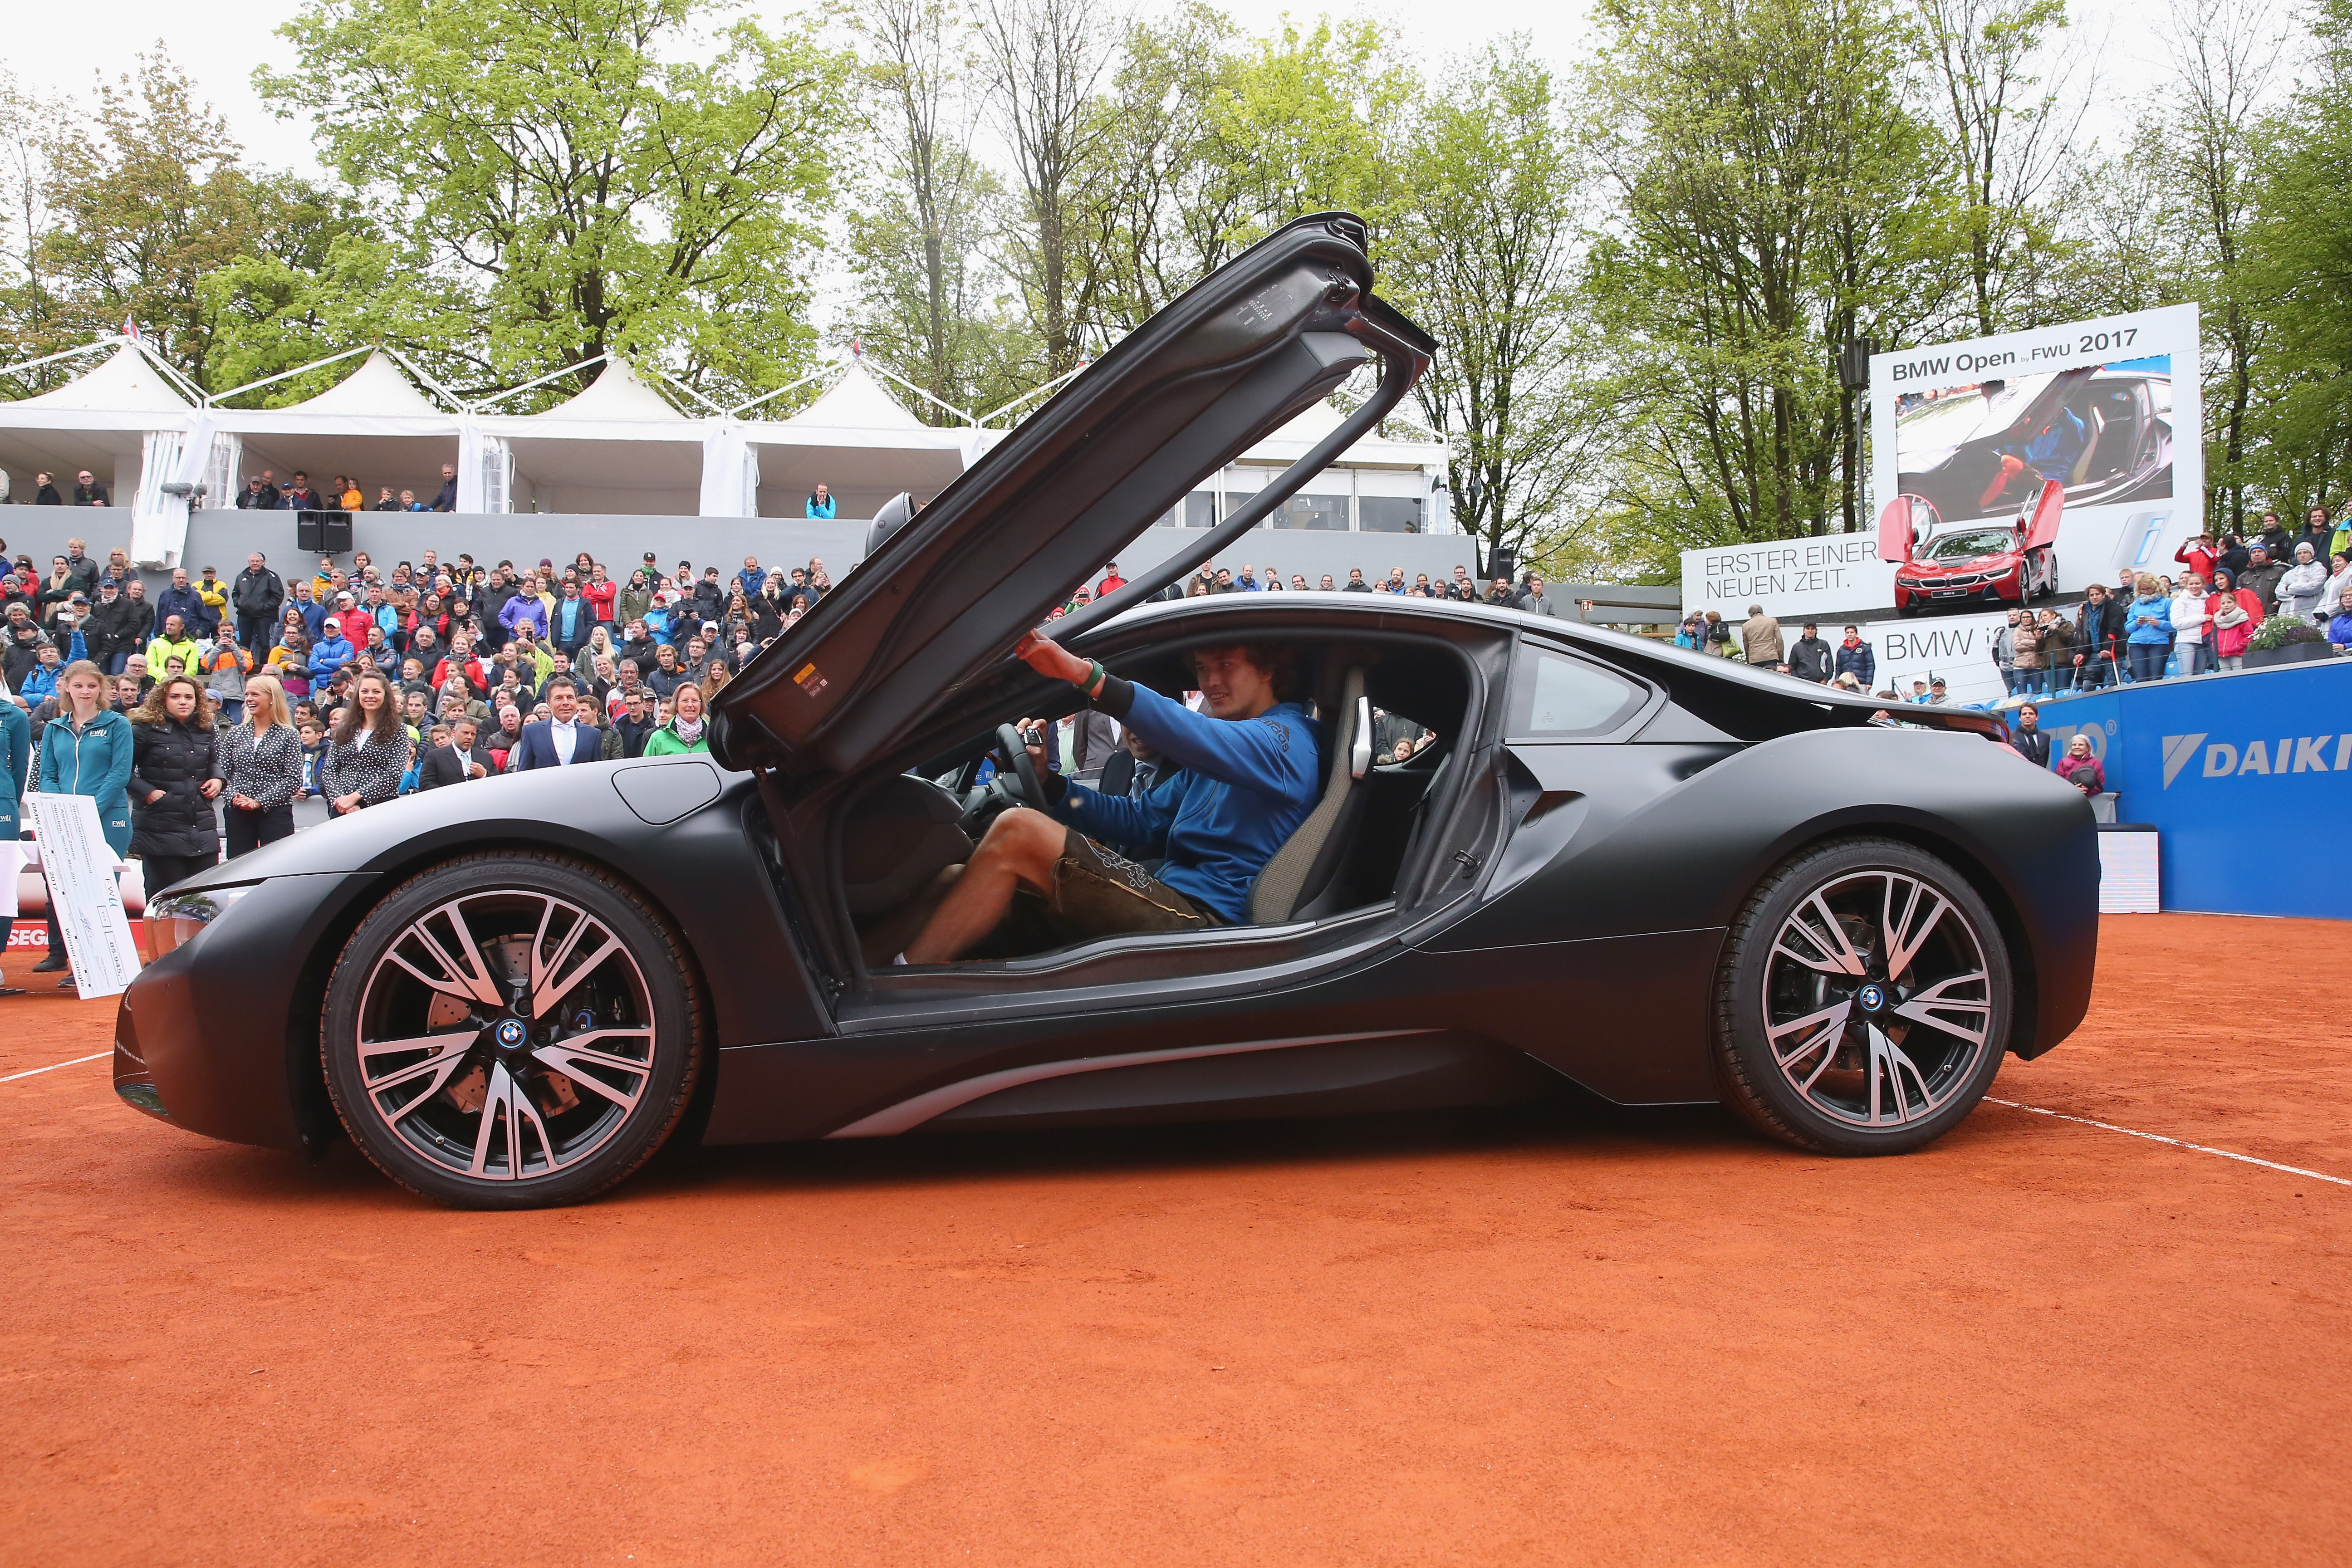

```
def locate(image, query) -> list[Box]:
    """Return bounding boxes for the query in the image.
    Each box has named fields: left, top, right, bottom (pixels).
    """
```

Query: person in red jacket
left=584, top=563, right=617, bottom=627
left=2174, top=533, right=2216, bottom=582
left=1096, top=561, right=1126, bottom=598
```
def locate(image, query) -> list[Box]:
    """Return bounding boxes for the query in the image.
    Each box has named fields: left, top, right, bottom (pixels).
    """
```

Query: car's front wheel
left=321, top=853, right=706, bottom=1208
left=1713, top=837, right=2009, bottom=1156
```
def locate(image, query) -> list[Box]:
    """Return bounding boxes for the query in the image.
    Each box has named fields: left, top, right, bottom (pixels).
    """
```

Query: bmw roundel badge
left=496, top=1019, right=527, bottom=1047
left=1858, top=984, right=1885, bottom=1012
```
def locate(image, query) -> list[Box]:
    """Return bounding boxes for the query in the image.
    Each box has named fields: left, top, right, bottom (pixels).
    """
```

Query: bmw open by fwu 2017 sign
left=1871, top=304, right=2204, bottom=600
left=1678, top=304, right=2206, bottom=625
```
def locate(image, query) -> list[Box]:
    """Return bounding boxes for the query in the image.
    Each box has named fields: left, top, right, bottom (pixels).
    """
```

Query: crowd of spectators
left=1669, top=509, right=2352, bottom=713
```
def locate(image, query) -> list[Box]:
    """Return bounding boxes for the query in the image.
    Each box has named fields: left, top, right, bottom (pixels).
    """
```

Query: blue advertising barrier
left=2025, top=659, right=2351, bottom=919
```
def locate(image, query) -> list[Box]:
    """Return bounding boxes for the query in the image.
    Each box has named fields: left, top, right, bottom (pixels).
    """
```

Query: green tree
left=1385, top=40, right=1597, bottom=573
left=1581, top=0, right=1962, bottom=571
left=1910, top=0, right=2085, bottom=334
left=2239, top=0, right=2352, bottom=513
left=20, top=53, right=352, bottom=392
left=260, top=0, right=855, bottom=405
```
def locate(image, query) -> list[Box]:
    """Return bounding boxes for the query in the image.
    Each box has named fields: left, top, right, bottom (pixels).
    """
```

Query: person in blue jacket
left=31, top=659, right=134, bottom=984
left=307, top=617, right=357, bottom=683
left=805, top=483, right=837, bottom=519
left=2123, top=571, right=2174, bottom=685
left=0, top=693, right=28, bottom=994
left=897, top=633, right=1319, bottom=964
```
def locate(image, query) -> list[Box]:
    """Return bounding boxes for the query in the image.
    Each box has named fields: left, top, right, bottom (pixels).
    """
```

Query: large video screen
left=1892, top=355, right=2173, bottom=527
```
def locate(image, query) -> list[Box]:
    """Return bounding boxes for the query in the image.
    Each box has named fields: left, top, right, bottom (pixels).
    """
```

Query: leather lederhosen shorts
left=1041, top=826, right=1222, bottom=941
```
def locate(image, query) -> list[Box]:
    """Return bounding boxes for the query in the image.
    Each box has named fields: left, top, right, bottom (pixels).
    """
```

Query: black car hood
left=710, top=212, right=1433, bottom=778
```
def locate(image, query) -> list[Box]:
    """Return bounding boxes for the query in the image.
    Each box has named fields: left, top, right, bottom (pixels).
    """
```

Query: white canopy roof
left=737, top=358, right=970, bottom=519
left=783, top=360, right=927, bottom=431
left=278, top=349, right=445, bottom=417
left=0, top=342, right=191, bottom=426
left=542, top=358, right=688, bottom=422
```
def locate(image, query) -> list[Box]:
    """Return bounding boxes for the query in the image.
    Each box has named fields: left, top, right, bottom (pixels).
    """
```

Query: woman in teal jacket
left=35, top=660, right=136, bottom=855
left=31, top=660, right=133, bottom=985
left=0, top=696, right=28, bottom=993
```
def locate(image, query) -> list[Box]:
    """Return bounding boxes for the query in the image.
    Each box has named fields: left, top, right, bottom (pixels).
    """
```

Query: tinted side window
left=1507, top=646, right=1646, bottom=737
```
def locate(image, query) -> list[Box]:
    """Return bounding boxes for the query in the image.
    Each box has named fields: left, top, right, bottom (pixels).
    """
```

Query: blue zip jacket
left=20, top=662, right=61, bottom=703
left=805, top=493, right=836, bottom=519
left=309, top=634, right=355, bottom=680
left=2125, top=593, right=2174, bottom=645
left=35, top=708, right=135, bottom=856
left=1052, top=685, right=1320, bottom=922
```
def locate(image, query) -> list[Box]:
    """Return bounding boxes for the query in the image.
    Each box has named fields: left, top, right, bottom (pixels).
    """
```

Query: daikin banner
left=1679, top=304, right=2204, bottom=622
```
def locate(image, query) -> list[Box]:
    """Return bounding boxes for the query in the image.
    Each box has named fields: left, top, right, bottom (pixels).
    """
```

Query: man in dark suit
left=418, top=717, right=491, bottom=789
left=510, top=677, right=602, bottom=770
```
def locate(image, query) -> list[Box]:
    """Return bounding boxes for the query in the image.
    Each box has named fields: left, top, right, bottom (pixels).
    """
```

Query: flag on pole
left=121, top=316, right=141, bottom=340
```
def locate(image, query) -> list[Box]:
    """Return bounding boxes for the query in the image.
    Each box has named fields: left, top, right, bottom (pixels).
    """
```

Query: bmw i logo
left=495, top=1019, right=527, bottom=1047
left=1857, top=984, right=1886, bottom=1013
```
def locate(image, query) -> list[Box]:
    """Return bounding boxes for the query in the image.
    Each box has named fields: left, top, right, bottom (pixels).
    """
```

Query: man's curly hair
left=1189, top=642, right=1298, bottom=702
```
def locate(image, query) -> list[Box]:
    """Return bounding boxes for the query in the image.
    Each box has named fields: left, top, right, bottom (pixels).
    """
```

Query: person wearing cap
left=307, top=613, right=357, bottom=685
left=47, top=590, right=93, bottom=666
left=86, top=578, right=141, bottom=674
left=1787, top=621, right=1832, bottom=682
left=2238, top=542, right=2286, bottom=617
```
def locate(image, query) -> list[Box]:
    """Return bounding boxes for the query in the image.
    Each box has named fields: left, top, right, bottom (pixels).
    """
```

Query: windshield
left=1921, top=527, right=2019, bottom=561
left=1896, top=374, right=2057, bottom=450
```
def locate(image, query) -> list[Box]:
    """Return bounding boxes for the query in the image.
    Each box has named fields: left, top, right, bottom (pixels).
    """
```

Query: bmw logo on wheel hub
left=1857, top=983, right=1886, bottom=1014
left=495, top=1019, right=528, bottom=1048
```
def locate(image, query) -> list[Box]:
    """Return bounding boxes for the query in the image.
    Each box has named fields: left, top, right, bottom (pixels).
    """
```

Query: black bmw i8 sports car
left=114, top=215, right=2101, bottom=1209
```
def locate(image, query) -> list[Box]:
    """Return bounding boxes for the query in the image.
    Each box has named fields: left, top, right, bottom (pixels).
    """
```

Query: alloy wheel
left=1759, top=869, right=1994, bottom=1129
left=352, top=889, right=657, bottom=1181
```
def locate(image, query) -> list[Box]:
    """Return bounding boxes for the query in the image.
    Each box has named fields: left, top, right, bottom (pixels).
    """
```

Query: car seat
left=1247, top=666, right=1371, bottom=924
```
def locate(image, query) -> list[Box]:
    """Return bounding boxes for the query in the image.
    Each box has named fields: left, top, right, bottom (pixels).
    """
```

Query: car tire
left=1712, top=836, right=2010, bottom=1156
left=321, top=852, right=706, bottom=1209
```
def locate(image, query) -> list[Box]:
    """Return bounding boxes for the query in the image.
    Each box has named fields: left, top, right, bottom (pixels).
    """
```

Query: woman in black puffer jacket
left=128, top=674, right=224, bottom=894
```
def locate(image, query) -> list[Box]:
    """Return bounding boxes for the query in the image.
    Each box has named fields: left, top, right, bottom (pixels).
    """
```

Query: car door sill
left=835, top=901, right=1404, bottom=1032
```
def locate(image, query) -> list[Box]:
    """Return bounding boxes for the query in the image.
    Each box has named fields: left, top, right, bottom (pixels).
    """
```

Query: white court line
left=1989, top=1097, right=2350, bottom=1188
left=0, top=1051, right=109, bottom=1084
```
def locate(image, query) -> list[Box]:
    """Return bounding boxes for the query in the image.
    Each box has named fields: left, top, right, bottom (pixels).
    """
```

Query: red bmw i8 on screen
left=1880, top=480, right=2063, bottom=615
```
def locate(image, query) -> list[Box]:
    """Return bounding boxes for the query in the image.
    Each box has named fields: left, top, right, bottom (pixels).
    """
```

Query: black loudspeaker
left=1485, top=546, right=1518, bottom=583
left=296, top=510, right=354, bottom=554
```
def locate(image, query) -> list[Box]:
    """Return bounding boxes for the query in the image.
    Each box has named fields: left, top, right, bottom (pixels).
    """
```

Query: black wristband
left=1087, top=672, right=1136, bottom=720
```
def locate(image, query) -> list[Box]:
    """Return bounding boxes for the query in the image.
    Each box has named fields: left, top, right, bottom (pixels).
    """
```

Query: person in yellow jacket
left=194, top=566, right=229, bottom=627
left=146, top=613, right=201, bottom=680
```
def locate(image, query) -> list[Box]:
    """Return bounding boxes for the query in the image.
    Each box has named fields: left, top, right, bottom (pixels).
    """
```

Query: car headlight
left=142, top=884, right=259, bottom=964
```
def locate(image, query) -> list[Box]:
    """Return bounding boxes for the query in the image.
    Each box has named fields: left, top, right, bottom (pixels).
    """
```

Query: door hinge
left=1452, top=850, right=1482, bottom=879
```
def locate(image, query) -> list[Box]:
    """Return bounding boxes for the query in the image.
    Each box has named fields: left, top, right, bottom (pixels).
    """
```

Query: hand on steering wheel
left=995, top=721, right=1048, bottom=808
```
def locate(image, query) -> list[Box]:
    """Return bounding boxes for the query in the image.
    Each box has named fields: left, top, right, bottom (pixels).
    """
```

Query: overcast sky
left=2, top=0, right=2178, bottom=184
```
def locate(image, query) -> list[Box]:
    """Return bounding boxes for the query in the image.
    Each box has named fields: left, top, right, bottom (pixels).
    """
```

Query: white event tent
left=0, top=335, right=1449, bottom=568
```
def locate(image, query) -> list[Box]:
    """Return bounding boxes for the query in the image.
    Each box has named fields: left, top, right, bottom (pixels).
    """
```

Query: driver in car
left=895, top=632, right=1321, bottom=964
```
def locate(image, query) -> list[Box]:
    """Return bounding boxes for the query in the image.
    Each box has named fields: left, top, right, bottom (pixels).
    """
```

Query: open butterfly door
left=2024, top=478, right=2064, bottom=551
left=1877, top=495, right=1918, bottom=563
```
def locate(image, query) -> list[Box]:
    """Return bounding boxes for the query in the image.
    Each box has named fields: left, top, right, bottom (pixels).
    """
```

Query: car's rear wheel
left=1713, top=837, right=2009, bottom=1156
left=321, top=853, right=705, bottom=1209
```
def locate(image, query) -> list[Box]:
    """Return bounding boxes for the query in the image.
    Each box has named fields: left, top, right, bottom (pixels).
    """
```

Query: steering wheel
left=994, top=722, right=1047, bottom=808
left=958, top=723, right=1049, bottom=836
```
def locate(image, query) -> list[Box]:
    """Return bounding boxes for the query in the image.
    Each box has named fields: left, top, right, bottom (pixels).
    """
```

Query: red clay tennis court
left=3, top=913, right=2345, bottom=1565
